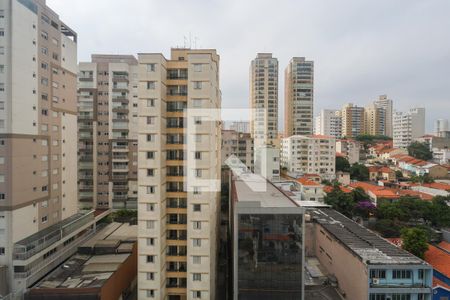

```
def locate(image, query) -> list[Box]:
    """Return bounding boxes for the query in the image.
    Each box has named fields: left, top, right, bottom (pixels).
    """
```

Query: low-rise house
left=424, top=244, right=450, bottom=300
left=336, top=171, right=351, bottom=185
left=394, top=155, right=448, bottom=178
left=368, top=166, right=397, bottom=181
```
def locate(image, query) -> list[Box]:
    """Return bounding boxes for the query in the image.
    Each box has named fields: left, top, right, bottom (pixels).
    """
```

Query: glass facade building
left=237, top=214, right=303, bottom=299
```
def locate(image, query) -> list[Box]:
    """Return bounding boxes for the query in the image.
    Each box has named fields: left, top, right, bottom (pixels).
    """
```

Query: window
left=392, top=295, right=411, bottom=300
left=52, top=81, right=58, bottom=88
left=0, top=10, right=3, bottom=18
left=147, top=238, right=155, bottom=246
left=392, top=270, right=412, bottom=279
left=193, top=291, right=201, bottom=299
left=146, top=220, right=155, bottom=229
left=194, top=169, right=202, bottom=178
left=193, top=256, right=201, bottom=264
left=0, top=29, right=4, bottom=37
left=146, top=186, right=155, bottom=194
left=193, top=204, right=201, bottom=212
left=147, top=151, right=155, bottom=159
left=193, top=81, right=202, bottom=89
left=41, top=93, right=48, bottom=100
left=146, top=290, right=154, bottom=298
left=0, top=65, right=4, bottom=73
left=146, top=202, right=155, bottom=212
left=0, top=101, right=4, bottom=110
left=194, top=116, right=202, bottom=125
left=41, top=215, right=48, bottom=223
left=193, top=64, right=202, bottom=72
left=41, top=77, right=48, bottom=86
left=147, top=99, right=155, bottom=107
left=147, top=272, right=154, bottom=280
left=0, top=247, right=5, bottom=255
left=192, top=99, right=203, bottom=108
left=193, top=239, right=201, bottom=247
left=146, top=255, right=154, bottom=263
left=146, top=134, right=155, bottom=142
left=147, top=116, right=155, bottom=125
left=41, top=31, right=48, bottom=40
left=195, top=134, right=202, bottom=143
left=146, top=81, right=155, bottom=89
left=193, top=187, right=201, bottom=195
left=193, top=221, right=201, bottom=230
left=52, top=53, right=58, bottom=60
left=0, top=47, right=4, bottom=55
left=0, top=157, right=4, bottom=164
left=0, top=83, right=4, bottom=91
left=0, top=175, right=4, bottom=183
left=194, top=151, right=201, bottom=160
left=147, top=64, right=156, bottom=72
left=0, top=193, right=5, bottom=200
left=41, top=62, right=48, bottom=70
left=147, top=169, right=154, bottom=177
left=193, top=273, right=201, bottom=281
left=369, top=295, right=386, bottom=300
left=370, top=269, right=386, bottom=279
left=41, top=47, right=48, bottom=55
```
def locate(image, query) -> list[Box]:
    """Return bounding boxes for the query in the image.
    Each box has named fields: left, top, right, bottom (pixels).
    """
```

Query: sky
left=48, top=0, right=450, bottom=132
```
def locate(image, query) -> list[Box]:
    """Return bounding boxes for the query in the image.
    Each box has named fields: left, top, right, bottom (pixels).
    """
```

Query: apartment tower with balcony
left=393, top=108, right=425, bottom=148
left=284, top=57, right=314, bottom=137
left=78, top=55, right=138, bottom=210
left=374, top=95, right=393, bottom=137
left=137, top=49, right=221, bottom=300
left=249, top=53, right=278, bottom=147
left=341, top=103, right=365, bottom=138
left=0, top=0, right=98, bottom=296
left=365, top=103, right=386, bottom=136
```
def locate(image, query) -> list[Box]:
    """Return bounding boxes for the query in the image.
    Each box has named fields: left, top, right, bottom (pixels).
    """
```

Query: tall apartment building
left=249, top=53, right=278, bottom=147
left=435, top=119, right=449, bottom=135
left=281, top=135, right=336, bottom=180
left=78, top=55, right=138, bottom=210
left=365, top=103, right=385, bottom=136
left=374, top=95, right=393, bottom=137
left=393, top=108, right=425, bottom=149
left=221, top=129, right=253, bottom=171
left=314, top=109, right=342, bottom=138
left=336, top=139, right=360, bottom=164
left=284, top=57, right=314, bottom=136
left=228, top=121, right=250, bottom=134
left=0, top=0, right=98, bottom=296
left=341, top=103, right=365, bottom=138
left=137, top=49, right=221, bottom=300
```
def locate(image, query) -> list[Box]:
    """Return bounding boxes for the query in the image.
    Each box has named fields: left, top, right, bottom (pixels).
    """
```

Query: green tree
left=373, top=219, right=402, bottom=237
left=395, top=170, right=403, bottom=179
left=408, top=141, right=433, bottom=161
left=350, top=163, right=369, bottom=181
left=351, top=187, right=370, bottom=202
left=425, top=196, right=450, bottom=227
left=324, top=184, right=356, bottom=217
left=410, top=174, right=434, bottom=184
left=336, top=156, right=351, bottom=172
left=377, top=201, right=408, bottom=222
left=401, top=228, right=429, bottom=259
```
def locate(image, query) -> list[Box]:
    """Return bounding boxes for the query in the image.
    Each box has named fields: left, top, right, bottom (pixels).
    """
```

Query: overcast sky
left=48, top=0, right=450, bottom=132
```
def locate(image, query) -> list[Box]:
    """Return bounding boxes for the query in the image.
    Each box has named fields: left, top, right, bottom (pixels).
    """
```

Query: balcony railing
left=13, top=211, right=95, bottom=260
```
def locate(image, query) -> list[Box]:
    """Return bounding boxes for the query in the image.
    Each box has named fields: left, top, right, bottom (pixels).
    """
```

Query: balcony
left=13, top=211, right=95, bottom=260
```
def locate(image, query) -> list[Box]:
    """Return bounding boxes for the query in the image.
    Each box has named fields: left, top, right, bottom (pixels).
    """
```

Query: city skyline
left=47, top=0, right=450, bottom=132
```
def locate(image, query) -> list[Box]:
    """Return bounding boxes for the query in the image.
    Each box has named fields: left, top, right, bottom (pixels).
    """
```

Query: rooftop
left=424, top=245, right=450, bottom=278
left=311, top=208, right=428, bottom=265
left=232, top=173, right=299, bottom=208
left=31, top=222, right=137, bottom=290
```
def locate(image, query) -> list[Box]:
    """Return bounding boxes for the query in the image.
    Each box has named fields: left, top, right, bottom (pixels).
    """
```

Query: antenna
left=193, top=37, right=199, bottom=49
left=183, top=36, right=187, bottom=48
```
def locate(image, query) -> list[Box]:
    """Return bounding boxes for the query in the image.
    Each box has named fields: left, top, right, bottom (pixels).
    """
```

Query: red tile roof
left=323, top=185, right=352, bottom=194
left=425, top=245, right=450, bottom=278
left=396, top=189, right=434, bottom=201
left=433, top=277, right=450, bottom=290
left=350, top=182, right=400, bottom=199
left=438, top=241, right=450, bottom=252
left=297, top=177, right=320, bottom=186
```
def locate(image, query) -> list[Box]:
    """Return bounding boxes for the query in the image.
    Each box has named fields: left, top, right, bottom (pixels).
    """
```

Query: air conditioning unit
left=372, top=278, right=380, bottom=284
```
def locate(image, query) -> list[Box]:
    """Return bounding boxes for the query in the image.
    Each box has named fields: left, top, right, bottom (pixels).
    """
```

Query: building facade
left=341, top=103, right=365, bottom=138
left=314, top=109, right=342, bottom=138
left=78, top=55, right=139, bottom=210
left=254, top=145, right=280, bottom=182
left=0, top=0, right=100, bottom=296
left=137, top=49, right=221, bottom=300
left=281, top=135, right=336, bottom=180
left=365, top=103, right=386, bottom=136
left=374, top=95, right=393, bottom=137
left=393, top=108, right=425, bottom=149
left=231, top=174, right=304, bottom=300
left=249, top=53, right=278, bottom=147
left=435, top=119, right=449, bottom=136
left=336, top=139, right=360, bottom=164
left=221, top=129, right=253, bottom=171
left=284, top=57, right=314, bottom=137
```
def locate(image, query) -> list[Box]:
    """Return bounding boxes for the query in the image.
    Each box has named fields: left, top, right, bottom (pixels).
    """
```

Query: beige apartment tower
left=284, top=57, right=314, bottom=136
left=364, top=103, right=385, bottom=136
left=249, top=53, right=278, bottom=147
left=78, top=55, right=138, bottom=210
left=0, top=0, right=97, bottom=297
left=374, top=95, right=393, bottom=137
left=341, top=103, right=365, bottom=138
left=138, top=49, right=221, bottom=300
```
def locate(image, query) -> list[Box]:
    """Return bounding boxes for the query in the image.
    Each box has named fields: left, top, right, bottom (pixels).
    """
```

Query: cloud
left=48, top=0, right=450, bottom=132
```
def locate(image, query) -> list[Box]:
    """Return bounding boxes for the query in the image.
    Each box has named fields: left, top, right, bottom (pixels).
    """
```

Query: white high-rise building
left=137, top=48, right=221, bottom=300
left=393, top=108, right=425, bottom=149
left=435, top=119, right=449, bottom=135
left=281, top=135, right=336, bottom=180
left=250, top=53, right=278, bottom=147
left=374, top=95, right=393, bottom=137
left=314, top=109, right=342, bottom=138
